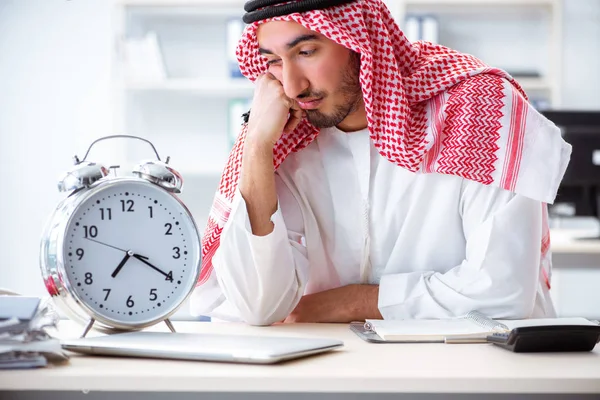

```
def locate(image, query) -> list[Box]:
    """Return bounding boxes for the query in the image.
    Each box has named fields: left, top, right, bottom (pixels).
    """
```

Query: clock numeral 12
left=121, top=200, right=134, bottom=212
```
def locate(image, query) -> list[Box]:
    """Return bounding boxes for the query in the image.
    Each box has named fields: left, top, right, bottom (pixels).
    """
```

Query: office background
left=0, top=0, right=599, bottom=319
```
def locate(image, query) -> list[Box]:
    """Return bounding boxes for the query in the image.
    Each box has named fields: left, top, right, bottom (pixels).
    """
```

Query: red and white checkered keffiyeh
left=196, top=0, right=568, bottom=293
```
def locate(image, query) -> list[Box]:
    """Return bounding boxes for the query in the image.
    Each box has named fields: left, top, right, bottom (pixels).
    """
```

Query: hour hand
left=111, top=251, right=133, bottom=278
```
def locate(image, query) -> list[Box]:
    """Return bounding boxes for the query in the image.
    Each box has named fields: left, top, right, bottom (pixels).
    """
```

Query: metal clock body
left=40, top=136, right=201, bottom=334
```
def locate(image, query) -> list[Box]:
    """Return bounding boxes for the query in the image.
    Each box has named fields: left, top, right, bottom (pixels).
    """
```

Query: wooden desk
left=1, top=321, right=599, bottom=399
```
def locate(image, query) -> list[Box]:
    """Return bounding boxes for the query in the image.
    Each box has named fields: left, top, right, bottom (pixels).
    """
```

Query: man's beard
left=301, top=52, right=362, bottom=129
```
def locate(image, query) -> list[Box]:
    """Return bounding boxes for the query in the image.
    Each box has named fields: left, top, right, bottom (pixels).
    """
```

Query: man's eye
left=266, top=59, right=281, bottom=66
left=299, top=50, right=316, bottom=56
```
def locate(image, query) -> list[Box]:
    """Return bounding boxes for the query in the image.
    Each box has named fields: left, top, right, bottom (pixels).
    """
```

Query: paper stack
left=0, top=295, right=69, bottom=369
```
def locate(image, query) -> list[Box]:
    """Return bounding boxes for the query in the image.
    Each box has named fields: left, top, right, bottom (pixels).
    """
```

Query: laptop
left=61, top=331, right=343, bottom=364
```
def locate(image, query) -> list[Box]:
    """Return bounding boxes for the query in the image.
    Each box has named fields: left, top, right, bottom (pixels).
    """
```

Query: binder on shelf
left=227, top=18, right=245, bottom=79
left=404, top=15, right=421, bottom=42
left=530, top=98, right=551, bottom=111
left=123, top=31, right=167, bottom=83
left=421, top=16, right=439, bottom=44
left=403, top=15, right=440, bottom=44
left=228, top=98, right=252, bottom=148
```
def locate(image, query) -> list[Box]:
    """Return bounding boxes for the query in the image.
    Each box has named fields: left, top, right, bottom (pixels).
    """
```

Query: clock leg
left=81, top=318, right=96, bottom=338
left=164, top=318, right=176, bottom=333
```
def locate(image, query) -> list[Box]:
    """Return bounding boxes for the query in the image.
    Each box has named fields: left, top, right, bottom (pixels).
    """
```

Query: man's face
left=257, top=21, right=362, bottom=129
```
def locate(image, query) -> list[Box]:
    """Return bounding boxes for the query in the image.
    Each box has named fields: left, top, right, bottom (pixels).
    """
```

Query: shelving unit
left=118, top=0, right=243, bottom=6
left=126, top=79, right=254, bottom=96
left=110, top=0, right=564, bottom=230
left=399, top=0, right=563, bottom=107
left=403, top=0, right=557, bottom=6
left=111, top=0, right=247, bottom=233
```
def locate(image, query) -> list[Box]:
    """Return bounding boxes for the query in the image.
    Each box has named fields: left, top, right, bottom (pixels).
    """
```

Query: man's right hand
left=246, top=73, right=304, bottom=149
left=238, top=74, right=302, bottom=236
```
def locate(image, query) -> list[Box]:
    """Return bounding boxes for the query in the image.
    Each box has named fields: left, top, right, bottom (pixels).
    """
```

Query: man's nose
left=282, top=63, right=309, bottom=100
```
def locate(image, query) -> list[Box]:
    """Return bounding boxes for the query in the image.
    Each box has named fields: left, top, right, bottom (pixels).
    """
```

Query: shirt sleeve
left=378, top=180, right=543, bottom=320
left=208, top=174, right=309, bottom=326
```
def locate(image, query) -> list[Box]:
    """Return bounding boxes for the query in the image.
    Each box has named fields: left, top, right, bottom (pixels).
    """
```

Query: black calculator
left=487, top=325, right=600, bottom=352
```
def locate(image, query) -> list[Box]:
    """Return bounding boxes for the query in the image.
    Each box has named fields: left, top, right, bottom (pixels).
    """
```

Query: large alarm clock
left=40, top=135, right=201, bottom=336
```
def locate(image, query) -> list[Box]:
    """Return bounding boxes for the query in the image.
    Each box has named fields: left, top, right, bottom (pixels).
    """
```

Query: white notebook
left=364, top=311, right=598, bottom=342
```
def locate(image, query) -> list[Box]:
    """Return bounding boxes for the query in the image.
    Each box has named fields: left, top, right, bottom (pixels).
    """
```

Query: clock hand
left=111, top=251, right=134, bottom=278
left=85, top=237, right=127, bottom=253
left=132, top=254, right=172, bottom=281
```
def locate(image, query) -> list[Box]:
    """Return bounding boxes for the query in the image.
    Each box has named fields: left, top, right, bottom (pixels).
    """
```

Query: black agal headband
left=243, top=0, right=356, bottom=24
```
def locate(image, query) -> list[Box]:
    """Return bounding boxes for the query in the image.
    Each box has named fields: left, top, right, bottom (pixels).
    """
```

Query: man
left=191, top=0, right=571, bottom=325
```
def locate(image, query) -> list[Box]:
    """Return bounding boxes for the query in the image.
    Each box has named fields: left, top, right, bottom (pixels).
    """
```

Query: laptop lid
left=61, top=331, right=343, bottom=364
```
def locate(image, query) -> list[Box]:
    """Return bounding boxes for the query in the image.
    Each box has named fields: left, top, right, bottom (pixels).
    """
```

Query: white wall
left=0, top=0, right=599, bottom=300
left=562, top=0, right=600, bottom=109
left=0, top=0, right=114, bottom=295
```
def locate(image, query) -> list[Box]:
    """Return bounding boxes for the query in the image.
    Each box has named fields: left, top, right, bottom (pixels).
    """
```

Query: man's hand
left=284, top=285, right=383, bottom=323
left=239, top=74, right=303, bottom=237
left=246, top=73, right=304, bottom=149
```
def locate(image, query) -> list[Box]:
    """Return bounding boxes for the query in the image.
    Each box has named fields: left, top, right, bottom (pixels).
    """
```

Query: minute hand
left=132, top=254, right=171, bottom=280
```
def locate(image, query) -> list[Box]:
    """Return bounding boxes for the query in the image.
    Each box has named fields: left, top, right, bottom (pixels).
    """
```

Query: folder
left=351, top=311, right=599, bottom=343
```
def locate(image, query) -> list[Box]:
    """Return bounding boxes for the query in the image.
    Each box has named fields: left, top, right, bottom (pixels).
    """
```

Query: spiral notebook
left=354, top=311, right=597, bottom=343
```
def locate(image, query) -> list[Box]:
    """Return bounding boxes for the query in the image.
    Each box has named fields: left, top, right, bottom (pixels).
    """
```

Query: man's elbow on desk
left=478, top=265, right=541, bottom=319
left=216, top=268, right=540, bottom=324
left=466, top=277, right=540, bottom=319
left=377, top=269, right=540, bottom=320
left=242, top=314, right=283, bottom=327
left=220, top=281, right=302, bottom=326
left=492, top=287, right=538, bottom=320
left=225, top=294, right=298, bottom=326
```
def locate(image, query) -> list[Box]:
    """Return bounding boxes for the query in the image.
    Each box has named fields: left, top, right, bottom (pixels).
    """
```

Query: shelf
left=119, top=0, right=244, bottom=6
left=179, top=168, right=223, bottom=178
left=126, top=79, right=253, bottom=97
left=399, top=0, right=562, bottom=106
left=120, top=0, right=245, bottom=18
left=404, top=0, right=559, bottom=16
left=515, top=77, right=552, bottom=92
left=121, top=0, right=557, bottom=7
left=124, top=6, right=243, bottom=18
left=405, top=0, right=557, bottom=7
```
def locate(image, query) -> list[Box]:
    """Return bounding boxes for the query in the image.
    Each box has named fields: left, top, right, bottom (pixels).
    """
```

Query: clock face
left=62, top=179, right=200, bottom=326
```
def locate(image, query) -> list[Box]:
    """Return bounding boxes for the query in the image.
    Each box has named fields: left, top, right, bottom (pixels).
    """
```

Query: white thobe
left=191, top=126, right=556, bottom=325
